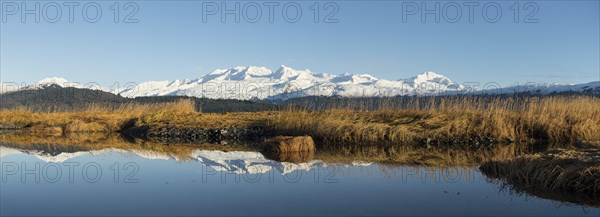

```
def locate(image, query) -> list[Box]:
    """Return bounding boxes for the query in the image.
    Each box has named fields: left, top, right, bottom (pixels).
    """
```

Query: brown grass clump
left=479, top=149, right=600, bottom=197
left=263, top=136, right=315, bottom=153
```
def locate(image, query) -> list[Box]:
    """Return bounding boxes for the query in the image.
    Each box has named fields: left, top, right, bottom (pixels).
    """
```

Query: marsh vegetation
left=1, top=95, right=599, bottom=203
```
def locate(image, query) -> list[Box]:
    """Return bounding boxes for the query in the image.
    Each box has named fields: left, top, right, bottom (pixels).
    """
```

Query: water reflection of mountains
left=1, top=133, right=597, bottom=208
left=0, top=133, right=374, bottom=175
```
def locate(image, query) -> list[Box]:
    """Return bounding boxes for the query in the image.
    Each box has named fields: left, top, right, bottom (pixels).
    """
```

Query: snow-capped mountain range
left=1, top=65, right=598, bottom=99
left=113, top=65, right=467, bottom=100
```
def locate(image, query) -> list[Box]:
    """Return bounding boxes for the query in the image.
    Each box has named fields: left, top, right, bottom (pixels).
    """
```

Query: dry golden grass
left=0, top=99, right=275, bottom=133
left=268, top=96, right=600, bottom=147
left=135, top=111, right=269, bottom=129
left=1, top=96, right=599, bottom=148
left=480, top=149, right=600, bottom=201
left=0, top=99, right=264, bottom=133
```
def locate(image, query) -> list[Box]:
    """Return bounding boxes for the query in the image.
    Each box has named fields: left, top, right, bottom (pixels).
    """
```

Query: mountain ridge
left=2, top=65, right=599, bottom=99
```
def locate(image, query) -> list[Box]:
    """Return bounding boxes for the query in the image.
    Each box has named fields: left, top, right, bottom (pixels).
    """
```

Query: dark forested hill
left=0, top=85, right=278, bottom=113
left=0, top=84, right=126, bottom=111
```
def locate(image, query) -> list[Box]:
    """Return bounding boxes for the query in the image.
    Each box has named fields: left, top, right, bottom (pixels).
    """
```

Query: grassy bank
left=480, top=149, right=600, bottom=206
left=0, top=100, right=268, bottom=133
left=1, top=96, right=599, bottom=147
left=269, top=96, right=600, bottom=147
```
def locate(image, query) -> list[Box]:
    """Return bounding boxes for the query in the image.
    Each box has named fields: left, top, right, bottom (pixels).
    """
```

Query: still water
left=0, top=145, right=598, bottom=216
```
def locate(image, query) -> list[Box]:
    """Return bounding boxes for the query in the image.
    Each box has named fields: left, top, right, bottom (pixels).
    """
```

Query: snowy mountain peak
left=24, top=77, right=86, bottom=91
left=277, top=65, right=291, bottom=71
left=244, top=66, right=272, bottom=76
left=273, top=65, right=297, bottom=79
left=36, top=77, right=70, bottom=86
left=234, top=66, right=273, bottom=79
left=332, top=73, right=378, bottom=84
left=408, top=71, right=449, bottom=83
left=401, top=71, right=463, bottom=90
left=204, top=66, right=273, bottom=81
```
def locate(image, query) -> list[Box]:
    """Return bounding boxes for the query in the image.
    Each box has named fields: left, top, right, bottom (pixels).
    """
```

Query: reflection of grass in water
left=1, top=132, right=524, bottom=166
left=480, top=149, right=600, bottom=207
left=0, top=133, right=254, bottom=161
left=488, top=177, right=600, bottom=208
left=315, top=144, right=525, bottom=167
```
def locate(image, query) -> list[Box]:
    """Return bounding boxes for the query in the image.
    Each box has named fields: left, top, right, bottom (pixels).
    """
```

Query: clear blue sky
left=1, top=0, right=599, bottom=86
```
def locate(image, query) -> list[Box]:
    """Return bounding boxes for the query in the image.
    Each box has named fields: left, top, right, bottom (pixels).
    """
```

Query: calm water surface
left=0, top=145, right=598, bottom=216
